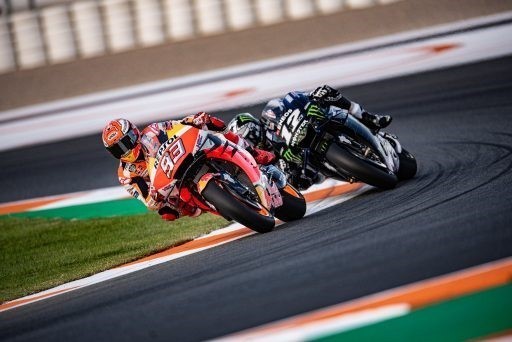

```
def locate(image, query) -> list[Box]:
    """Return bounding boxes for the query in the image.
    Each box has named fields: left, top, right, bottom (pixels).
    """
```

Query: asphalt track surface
left=1, top=56, right=512, bottom=341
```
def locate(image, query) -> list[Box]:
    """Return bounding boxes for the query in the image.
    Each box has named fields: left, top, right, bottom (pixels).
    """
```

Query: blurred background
left=0, top=0, right=406, bottom=76
left=0, top=0, right=509, bottom=110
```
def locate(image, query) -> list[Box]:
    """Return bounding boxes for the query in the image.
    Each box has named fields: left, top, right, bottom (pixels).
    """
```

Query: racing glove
left=183, top=112, right=226, bottom=131
left=310, top=85, right=352, bottom=110
left=310, top=85, right=342, bottom=105
left=182, top=112, right=211, bottom=127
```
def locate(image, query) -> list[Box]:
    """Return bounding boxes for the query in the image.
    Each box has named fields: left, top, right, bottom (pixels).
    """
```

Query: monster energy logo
left=238, top=114, right=254, bottom=123
left=282, top=148, right=302, bottom=164
left=307, top=104, right=325, bottom=119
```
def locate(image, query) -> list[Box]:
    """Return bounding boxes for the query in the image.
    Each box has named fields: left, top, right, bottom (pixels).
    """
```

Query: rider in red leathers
left=102, top=112, right=275, bottom=221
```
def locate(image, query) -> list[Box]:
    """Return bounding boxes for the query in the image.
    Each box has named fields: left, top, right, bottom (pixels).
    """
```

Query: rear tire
left=274, top=184, right=306, bottom=222
left=202, top=180, right=275, bottom=233
left=326, top=143, right=398, bottom=189
left=397, top=149, right=417, bottom=180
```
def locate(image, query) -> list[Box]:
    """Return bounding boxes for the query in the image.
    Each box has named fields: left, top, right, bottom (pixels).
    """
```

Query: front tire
left=274, top=184, right=306, bottom=222
left=202, top=180, right=275, bottom=233
left=397, top=149, right=417, bottom=180
left=326, top=143, right=398, bottom=189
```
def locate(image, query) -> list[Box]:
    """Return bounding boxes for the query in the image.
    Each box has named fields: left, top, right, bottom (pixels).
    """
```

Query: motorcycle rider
left=102, top=112, right=276, bottom=221
left=228, top=85, right=392, bottom=189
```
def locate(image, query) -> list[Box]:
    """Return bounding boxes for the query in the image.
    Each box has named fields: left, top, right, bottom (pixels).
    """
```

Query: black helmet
left=227, top=113, right=262, bottom=146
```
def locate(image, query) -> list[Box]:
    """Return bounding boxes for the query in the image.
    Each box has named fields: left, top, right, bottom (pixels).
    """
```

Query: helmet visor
left=261, top=99, right=285, bottom=131
left=106, top=129, right=139, bottom=159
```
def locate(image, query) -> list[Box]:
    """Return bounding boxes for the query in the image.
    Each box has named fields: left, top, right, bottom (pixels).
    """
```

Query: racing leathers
left=118, top=112, right=275, bottom=221
left=117, top=152, right=154, bottom=208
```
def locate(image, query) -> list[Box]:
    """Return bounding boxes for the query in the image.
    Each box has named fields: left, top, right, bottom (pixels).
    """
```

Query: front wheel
left=202, top=180, right=275, bottom=233
left=397, top=148, right=417, bottom=180
left=326, top=143, right=398, bottom=189
left=274, top=184, right=306, bottom=222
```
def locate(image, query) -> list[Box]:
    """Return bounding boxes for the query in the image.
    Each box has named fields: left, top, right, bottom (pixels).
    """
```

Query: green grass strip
left=313, top=283, right=512, bottom=342
left=9, top=198, right=148, bottom=220
left=0, top=213, right=228, bottom=303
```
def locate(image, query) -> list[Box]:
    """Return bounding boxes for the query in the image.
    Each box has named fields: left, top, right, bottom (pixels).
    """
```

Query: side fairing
left=149, top=124, right=199, bottom=199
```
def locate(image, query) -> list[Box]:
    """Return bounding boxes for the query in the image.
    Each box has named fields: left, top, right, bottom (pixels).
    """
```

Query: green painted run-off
left=313, top=283, right=512, bottom=342
left=8, top=198, right=148, bottom=220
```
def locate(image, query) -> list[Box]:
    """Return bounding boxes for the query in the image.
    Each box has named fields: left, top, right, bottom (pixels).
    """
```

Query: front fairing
left=196, top=133, right=274, bottom=209
left=147, top=124, right=275, bottom=210
left=147, top=124, right=203, bottom=199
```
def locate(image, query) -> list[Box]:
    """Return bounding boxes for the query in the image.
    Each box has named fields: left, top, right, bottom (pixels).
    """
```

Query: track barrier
left=0, top=0, right=399, bottom=74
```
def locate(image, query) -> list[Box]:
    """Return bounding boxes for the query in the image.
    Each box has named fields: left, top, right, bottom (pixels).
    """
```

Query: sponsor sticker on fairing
left=157, top=135, right=178, bottom=158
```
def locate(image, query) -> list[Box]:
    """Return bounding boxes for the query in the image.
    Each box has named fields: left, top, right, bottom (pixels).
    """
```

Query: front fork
left=196, top=166, right=285, bottom=212
left=260, top=165, right=286, bottom=209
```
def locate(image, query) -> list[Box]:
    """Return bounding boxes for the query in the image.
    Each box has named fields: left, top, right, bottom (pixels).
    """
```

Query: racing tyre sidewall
left=202, top=180, right=275, bottom=233
left=397, top=148, right=417, bottom=181
left=326, top=143, right=398, bottom=189
left=274, top=184, right=306, bottom=222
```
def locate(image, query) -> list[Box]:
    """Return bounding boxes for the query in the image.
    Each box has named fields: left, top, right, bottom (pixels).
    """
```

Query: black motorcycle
left=275, top=104, right=417, bottom=189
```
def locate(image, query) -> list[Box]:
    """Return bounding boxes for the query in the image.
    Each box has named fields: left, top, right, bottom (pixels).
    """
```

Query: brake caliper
left=260, top=168, right=284, bottom=209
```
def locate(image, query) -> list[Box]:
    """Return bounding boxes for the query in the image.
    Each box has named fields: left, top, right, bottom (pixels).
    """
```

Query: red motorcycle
left=147, top=122, right=306, bottom=233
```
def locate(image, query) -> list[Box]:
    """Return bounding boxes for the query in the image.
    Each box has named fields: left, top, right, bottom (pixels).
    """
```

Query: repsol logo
left=157, top=135, right=178, bottom=158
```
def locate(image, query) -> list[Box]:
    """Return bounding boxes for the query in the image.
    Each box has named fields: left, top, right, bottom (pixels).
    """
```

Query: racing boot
left=250, top=147, right=276, bottom=165
left=361, top=111, right=392, bottom=131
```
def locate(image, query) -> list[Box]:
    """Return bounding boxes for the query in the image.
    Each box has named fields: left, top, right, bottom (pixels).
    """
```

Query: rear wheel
left=326, top=143, right=397, bottom=189
left=274, top=184, right=306, bottom=222
left=397, top=149, right=417, bottom=180
left=202, top=180, right=275, bottom=233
